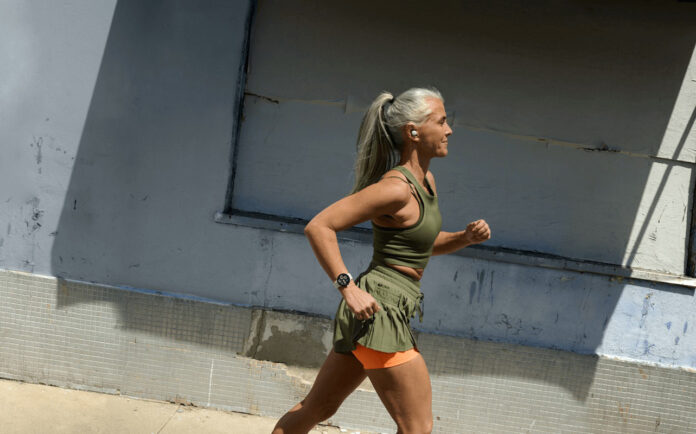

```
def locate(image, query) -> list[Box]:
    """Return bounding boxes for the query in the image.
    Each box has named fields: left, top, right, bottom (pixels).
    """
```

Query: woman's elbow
left=304, top=218, right=335, bottom=238
left=304, top=218, right=322, bottom=237
left=304, top=220, right=315, bottom=237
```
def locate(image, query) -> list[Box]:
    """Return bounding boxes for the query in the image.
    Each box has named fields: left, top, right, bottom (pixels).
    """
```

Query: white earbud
left=411, top=130, right=418, bottom=137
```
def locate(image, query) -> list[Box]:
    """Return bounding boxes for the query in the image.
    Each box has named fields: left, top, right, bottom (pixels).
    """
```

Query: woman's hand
left=463, top=219, right=491, bottom=245
left=341, top=283, right=382, bottom=320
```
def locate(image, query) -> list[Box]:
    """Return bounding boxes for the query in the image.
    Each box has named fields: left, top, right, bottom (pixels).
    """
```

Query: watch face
left=337, top=273, right=350, bottom=287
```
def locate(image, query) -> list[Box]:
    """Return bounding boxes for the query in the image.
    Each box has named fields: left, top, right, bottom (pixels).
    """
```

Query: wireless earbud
left=410, top=130, right=418, bottom=137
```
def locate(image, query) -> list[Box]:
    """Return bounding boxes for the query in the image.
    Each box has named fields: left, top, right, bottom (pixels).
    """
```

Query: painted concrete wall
left=1, top=0, right=696, bottom=371
left=237, top=0, right=696, bottom=275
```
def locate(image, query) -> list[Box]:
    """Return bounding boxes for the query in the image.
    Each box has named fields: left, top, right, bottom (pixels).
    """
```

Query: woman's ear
left=403, top=122, right=419, bottom=142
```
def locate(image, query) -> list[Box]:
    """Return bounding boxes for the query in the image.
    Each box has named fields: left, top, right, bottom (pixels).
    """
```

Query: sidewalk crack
left=155, top=405, right=180, bottom=434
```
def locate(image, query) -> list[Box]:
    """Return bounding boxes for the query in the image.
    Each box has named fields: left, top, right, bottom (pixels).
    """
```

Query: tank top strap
left=392, top=166, right=434, bottom=200
left=380, top=175, right=420, bottom=204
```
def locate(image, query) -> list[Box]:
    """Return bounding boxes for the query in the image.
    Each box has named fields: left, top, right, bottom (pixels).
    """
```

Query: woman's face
left=411, top=97, right=452, bottom=158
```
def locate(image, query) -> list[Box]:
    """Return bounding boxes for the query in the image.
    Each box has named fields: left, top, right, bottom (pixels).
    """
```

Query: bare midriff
left=386, top=263, right=424, bottom=281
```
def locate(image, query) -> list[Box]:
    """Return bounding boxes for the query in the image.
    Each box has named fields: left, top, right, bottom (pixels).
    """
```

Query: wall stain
left=261, top=236, right=274, bottom=307
left=639, top=293, right=654, bottom=329
left=476, top=270, right=485, bottom=304
left=31, top=136, right=43, bottom=170
left=641, top=339, right=655, bottom=356
left=495, top=313, right=523, bottom=335
left=244, top=310, right=265, bottom=359
left=254, top=324, right=326, bottom=368
left=579, top=286, right=592, bottom=311
left=23, top=197, right=43, bottom=235
left=617, top=402, right=630, bottom=424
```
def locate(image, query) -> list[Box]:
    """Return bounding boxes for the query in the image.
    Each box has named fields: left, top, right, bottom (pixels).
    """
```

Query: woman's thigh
left=365, top=352, right=433, bottom=433
left=302, top=348, right=367, bottom=413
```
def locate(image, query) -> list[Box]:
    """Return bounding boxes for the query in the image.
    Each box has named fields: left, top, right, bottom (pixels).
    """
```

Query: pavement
left=0, top=378, right=362, bottom=434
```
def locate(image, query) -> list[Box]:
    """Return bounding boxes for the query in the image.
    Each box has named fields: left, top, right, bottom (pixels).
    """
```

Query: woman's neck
left=399, top=153, right=431, bottom=185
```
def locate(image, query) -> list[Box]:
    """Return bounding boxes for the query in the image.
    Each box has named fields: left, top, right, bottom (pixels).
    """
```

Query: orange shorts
left=351, top=342, right=420, bottom=369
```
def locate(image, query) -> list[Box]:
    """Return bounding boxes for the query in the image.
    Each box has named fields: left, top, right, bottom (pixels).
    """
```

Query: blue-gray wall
left=2, top=0, right=696, bottom=370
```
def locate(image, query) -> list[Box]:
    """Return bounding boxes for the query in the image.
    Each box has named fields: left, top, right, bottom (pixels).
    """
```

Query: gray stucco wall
left=2, top=0, right=696, bottom=374
left=237, top=0, right=696, bottom=275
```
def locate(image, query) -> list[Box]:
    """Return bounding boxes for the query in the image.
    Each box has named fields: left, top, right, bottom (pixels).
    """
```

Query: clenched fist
left=463, top=219, right=491, bottom=245
left=342, top=283, right=382, bottom=321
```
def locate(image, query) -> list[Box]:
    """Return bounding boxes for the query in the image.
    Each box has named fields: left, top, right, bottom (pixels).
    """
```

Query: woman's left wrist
left=459, top=230, right=473, bottom=247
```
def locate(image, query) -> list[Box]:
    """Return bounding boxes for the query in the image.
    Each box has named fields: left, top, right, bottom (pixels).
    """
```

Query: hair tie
left=382, top=97, right=394, bottom=120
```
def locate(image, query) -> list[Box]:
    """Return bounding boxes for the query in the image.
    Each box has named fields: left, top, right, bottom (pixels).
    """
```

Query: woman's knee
left=300, top=397, right=341, bottom=422
left=397, top=417, right=433, bottom=434
left=423, top=417, right=433, bottom=433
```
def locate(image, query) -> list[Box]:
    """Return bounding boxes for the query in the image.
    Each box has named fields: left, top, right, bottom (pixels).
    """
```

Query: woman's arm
left=304, top=178, right=410, bottom=288
left=304, top=178, right=412, bottom=320
left=424, top=172, right=491, bottom=256
left=431, top=230, right=472, bottom=256
left=431, top=219, right=491, bottom=256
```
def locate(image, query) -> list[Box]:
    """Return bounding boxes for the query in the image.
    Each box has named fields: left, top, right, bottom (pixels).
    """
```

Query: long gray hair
left=351, top=87, right=443, bottom=194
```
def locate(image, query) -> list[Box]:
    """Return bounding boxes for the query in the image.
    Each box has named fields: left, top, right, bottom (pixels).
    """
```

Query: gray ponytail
left=351, top=87, right=444, bottom=194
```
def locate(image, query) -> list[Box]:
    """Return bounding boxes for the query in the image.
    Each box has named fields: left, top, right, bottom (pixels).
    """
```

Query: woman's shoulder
left=382, top=167, right=409, bottom=181
left=368, top=170, right=412, bottom=204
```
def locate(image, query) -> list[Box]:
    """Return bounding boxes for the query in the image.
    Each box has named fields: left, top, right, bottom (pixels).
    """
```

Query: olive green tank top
left=371, top=165, right=442, bottom=269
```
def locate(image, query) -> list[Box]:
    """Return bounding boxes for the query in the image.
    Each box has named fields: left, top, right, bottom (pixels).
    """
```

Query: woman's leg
left=365, top=352, right=433, bottom=434
left=272, top=348, right=367, bottom=434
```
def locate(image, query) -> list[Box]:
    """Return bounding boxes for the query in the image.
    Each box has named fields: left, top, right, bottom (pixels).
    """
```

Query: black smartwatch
left=333, top=272, right=353, bottom=289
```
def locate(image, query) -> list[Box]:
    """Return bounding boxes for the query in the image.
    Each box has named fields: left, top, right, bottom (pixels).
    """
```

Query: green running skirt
left=332, top=261, right=424, bottom=354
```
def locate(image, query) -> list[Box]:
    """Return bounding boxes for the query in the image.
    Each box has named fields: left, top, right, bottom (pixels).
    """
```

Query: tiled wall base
left=1, top=269, right=694, bottom=433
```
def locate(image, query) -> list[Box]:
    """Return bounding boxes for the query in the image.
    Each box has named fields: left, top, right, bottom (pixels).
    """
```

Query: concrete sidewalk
left=0, top=378, right=363, bottom=434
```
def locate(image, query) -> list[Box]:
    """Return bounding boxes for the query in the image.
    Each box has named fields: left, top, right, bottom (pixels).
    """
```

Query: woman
left=272, top=87, right=491, bottom=434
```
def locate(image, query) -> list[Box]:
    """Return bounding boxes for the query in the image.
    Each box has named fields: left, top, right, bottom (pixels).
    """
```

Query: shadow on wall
left=51, top=0, right=250, bottom=289
left=50, top=1, right=255, bottom=353
left=49, top=0, right=695, bottom=403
